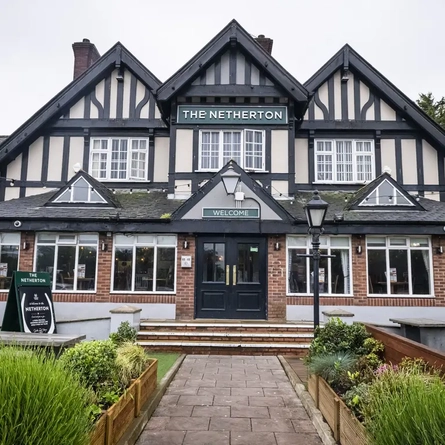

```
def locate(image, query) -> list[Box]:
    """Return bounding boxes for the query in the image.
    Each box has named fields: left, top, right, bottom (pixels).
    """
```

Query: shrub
left=307, top=318, right=371, bottom=362
left=116, top=342, right=150, bottom=388
left=308, top=351, right=358, bottom=394
left=109, top=321, right=137, bottom=345
left=343, top=382, right=371, bottom=421
left=0, top=346, right=93, bottom=445
left=362, top=366, right=445, bottom=445
left=60, top=340, right=118, bottom=392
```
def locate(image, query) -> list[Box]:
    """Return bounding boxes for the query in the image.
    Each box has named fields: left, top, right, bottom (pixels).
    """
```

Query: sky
left=0, top=0, right=444, bottom=135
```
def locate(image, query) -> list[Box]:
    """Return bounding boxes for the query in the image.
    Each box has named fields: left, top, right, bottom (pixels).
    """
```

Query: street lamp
left=221, top=166, right=241, bottom=195
left=304, top=190, right=329, bottom=329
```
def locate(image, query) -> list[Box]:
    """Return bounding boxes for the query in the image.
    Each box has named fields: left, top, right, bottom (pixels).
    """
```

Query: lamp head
left=221, top=166, right=241, bottom=195
left=304, top=190, right=329, bottom=229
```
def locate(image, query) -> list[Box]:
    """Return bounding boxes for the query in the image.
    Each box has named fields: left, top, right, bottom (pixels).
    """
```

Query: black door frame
left=195, top=235, right=268, bottom=319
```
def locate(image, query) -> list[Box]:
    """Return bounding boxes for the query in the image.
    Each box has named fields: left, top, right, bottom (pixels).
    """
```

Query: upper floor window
left=315, top=139, right=375, bottom=183
left=35, top=233, right=98, bottom=292
left=199, top=130, right=265, bottom=171
left=90, top=138, right=148, bottom=181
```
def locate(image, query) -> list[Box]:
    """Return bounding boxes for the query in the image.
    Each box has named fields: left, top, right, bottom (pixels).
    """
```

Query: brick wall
left=267, top=235, right=286, bottom=321
left=175, top=235, right=196, bottom=319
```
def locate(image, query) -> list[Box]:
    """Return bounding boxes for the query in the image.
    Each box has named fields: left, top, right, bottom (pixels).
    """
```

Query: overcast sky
left=0, top=0, right=444, bottom=135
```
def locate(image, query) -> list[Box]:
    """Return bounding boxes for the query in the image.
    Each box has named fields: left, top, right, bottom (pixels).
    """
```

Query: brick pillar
left=432, top=235, right=445, bottom=306
left=175, top=235, right=196, bottom=320
left=267, top=235, right=286, bottom=321
left=352, top=235, right=367, bottom=305
left=19, top=232, right=35, bottom=271
left=95, top=234, right=112, bottom=302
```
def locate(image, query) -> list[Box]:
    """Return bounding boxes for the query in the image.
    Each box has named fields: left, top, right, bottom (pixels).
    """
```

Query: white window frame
left=53, top=177, right=107, bottom=204
left=286, top=235, right=353, bottom=296
left=366, top=236, right=434, bottom=297
left=198, top=129, right=265, bottom=171
left=89, top=138, right=149, bottom=181
left=111, top=234, right=177, bottom=294
left=0, top=233, right=20, bottom=292
left=34, top=233, right=99, bottom=293
left=314, top=139, right=375, bottom=184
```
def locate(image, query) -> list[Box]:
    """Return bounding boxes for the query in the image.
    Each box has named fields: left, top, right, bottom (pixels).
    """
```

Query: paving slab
left=136, top=355, right=322, bottom=445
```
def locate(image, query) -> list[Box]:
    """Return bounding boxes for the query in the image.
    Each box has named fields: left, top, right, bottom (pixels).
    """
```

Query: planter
left=308, top=375, right=367, bottom=445
left=90, top=359, right=158, bottom=445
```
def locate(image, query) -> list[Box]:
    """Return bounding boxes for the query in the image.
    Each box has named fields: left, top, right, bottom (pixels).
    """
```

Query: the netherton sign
left=177, top=106, right=288, bottom=125
left=1, top=272, right=56, bottom=334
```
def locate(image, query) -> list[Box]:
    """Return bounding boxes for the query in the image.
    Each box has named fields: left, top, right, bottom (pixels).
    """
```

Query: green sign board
left=1, top=272, right=56, bottom=334
left=177, top=105, right=288, bottom=125
left=202, top=208, right=259, bottom=219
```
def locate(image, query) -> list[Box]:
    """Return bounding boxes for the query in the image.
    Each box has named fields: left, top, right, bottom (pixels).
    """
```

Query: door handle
left=225, top=265, right=230, bottom=286
left=232, top=265, right=237, bottom=284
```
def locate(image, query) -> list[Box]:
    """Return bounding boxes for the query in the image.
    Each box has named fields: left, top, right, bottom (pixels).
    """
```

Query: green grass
left=145, top=352, right=180, bottom=382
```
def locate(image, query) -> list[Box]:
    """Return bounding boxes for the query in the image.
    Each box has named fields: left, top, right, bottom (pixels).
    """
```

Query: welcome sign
left=177, top=105, right=288, bottom=125
left=203, top=207, right=260, bottom=218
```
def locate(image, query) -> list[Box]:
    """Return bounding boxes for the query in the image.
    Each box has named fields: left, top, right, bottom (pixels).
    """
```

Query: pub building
left=1, top=20, right=445, bottom=349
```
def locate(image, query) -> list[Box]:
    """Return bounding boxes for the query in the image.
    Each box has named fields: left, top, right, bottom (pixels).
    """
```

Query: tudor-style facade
left=1, top=20, right=445, bottom=325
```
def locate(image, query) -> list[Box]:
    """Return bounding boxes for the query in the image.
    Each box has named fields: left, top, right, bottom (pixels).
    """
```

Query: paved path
left=137, top=355, right=322, bottom=445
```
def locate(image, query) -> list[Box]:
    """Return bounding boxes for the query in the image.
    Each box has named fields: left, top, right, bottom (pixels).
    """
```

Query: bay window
left=367, top=237, right=432, bottom=295
left=199, top=129, right=264, bottom=171
left=113, top=235, right=176, bottom=293
left=35, top=234, right=98, bottom=292
left=287, top=236, right=351, bottom=295
left=0, top=233, right=20, bottom=290
left=315, top=139, right=374, bottom=183
left=90, top=138, right=148, bottom=181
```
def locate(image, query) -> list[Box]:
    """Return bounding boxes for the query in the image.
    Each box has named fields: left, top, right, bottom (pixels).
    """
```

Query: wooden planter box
left=90, top=359, right=158, bottom=445
left=308, top=375, right=368, bottom=445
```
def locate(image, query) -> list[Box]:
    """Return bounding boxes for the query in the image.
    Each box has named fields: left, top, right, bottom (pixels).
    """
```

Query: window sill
left=367, top=294, right=435, bottom=298
left=313, top=181, right=372, bottom=185
left=52, top=290, right=96, bottom=293
left=110, top=291, right=176, bottom=295
left=286, top=293, right=353, bottom=297
left=196, top=170, right=268, bottom=174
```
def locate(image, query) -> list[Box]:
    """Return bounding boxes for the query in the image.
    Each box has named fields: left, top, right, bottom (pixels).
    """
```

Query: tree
left=417, top=92, right=445, bottom=129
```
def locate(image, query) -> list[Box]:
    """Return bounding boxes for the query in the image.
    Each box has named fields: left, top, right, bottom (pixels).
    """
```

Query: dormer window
left=90, top=138, right=148, bottom=181
left=315, top=139, right=375, bottom=183
left=199, top=130, right=265, bottom=171
left=54, top=177, right=106, bottom=204
left=359, top=179, right=414, bottom=206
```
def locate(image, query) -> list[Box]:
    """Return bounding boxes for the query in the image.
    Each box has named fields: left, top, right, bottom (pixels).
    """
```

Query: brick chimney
left=255, top=34, right=273, bottom=54
left=72, top=38, right=101, bottom=80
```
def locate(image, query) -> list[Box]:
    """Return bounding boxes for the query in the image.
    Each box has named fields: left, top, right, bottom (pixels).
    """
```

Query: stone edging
left=117, top=354, right=186, bottom=445
left=278, top=355, right=336, bottom=445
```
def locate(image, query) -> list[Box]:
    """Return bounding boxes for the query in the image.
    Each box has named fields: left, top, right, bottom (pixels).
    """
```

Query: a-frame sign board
left=1, top=272, right=56, bottom=334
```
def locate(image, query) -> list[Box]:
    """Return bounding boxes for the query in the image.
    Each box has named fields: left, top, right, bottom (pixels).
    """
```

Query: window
left=315, top=139, right=374, bottom=183
left=199, top=130, right=265, bottom=171
left=113, top=235, right=176, bottom=293
left=54, top=177, right=106, bottom=204
left=90, top=138, right=148, bottom=181
left=35, top=234, right=98, bottom=292
left=0, top=233, right=20, bottom=290
left=287, top=236, right=351, bottom=295
left=367, top=237, right=432, bottom=296
left=359, top=179, right=414, bottom=206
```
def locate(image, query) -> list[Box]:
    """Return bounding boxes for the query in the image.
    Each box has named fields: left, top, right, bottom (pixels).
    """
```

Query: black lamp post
left=304, top=190, right=329, bottom=329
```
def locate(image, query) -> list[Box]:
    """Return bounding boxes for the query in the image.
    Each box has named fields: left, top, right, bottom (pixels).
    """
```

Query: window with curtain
left=287, top=236, right=351, bottom=295
left=90, top=138, right=148, bottom=181
left=367, top=236, right=432, bottom=295
left=199, top=129, right=265, bottom=170
left=0, top=233, right=20, bottom=290
left=35, top=233, right=98, bottom=292
left=113, top=235, right=176, bottom=293
left=315, top=139, right=374, bottom=183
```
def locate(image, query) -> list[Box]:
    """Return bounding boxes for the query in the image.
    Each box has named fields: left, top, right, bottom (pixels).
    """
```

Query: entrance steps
left=137, top=320, right=314, bottom=356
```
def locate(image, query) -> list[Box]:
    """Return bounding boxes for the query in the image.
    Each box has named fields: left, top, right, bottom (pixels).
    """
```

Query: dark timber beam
left=53, top=119, right=166, bottom=129
left=301, top=120, right=416, bottom=131
left=183, top=85, right=286, bottom=97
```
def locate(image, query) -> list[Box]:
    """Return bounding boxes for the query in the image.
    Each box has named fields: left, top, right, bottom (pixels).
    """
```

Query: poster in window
left=319, top=268, right=325, bottom=283
left=0, top=263, right=7, bottom=277
left=77, top=264, right=86, bottom=279
left=390, top=268, right=397, bottom=282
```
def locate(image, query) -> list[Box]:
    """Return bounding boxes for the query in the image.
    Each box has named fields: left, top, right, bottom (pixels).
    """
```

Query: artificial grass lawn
left=146, top=352, right=180, bottom=382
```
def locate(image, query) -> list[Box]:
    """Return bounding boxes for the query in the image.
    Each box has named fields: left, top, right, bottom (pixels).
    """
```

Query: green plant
left=0, top=346, right=93, bottom=445
left=109, top=321, right=137, bottom=345
left=60, top=340, right=118, bottom=392
left=160, top=213, right=171, bottom=219
left=307, top=318, right=371, bottom=362
left=116, top=342, right=150, bottom=387
left=308, top=351, right=358, bottom=394
left=363, top=366, right=445, bottom=445
left=343, top=382, right=371, bottom=421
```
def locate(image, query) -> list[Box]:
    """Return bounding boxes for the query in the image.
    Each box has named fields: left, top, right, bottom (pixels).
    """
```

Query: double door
left=195, top=236, right=267, bottom=319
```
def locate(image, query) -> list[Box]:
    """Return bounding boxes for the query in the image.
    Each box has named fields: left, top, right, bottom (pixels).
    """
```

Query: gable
left=66, top=67, right=162, bottom=120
